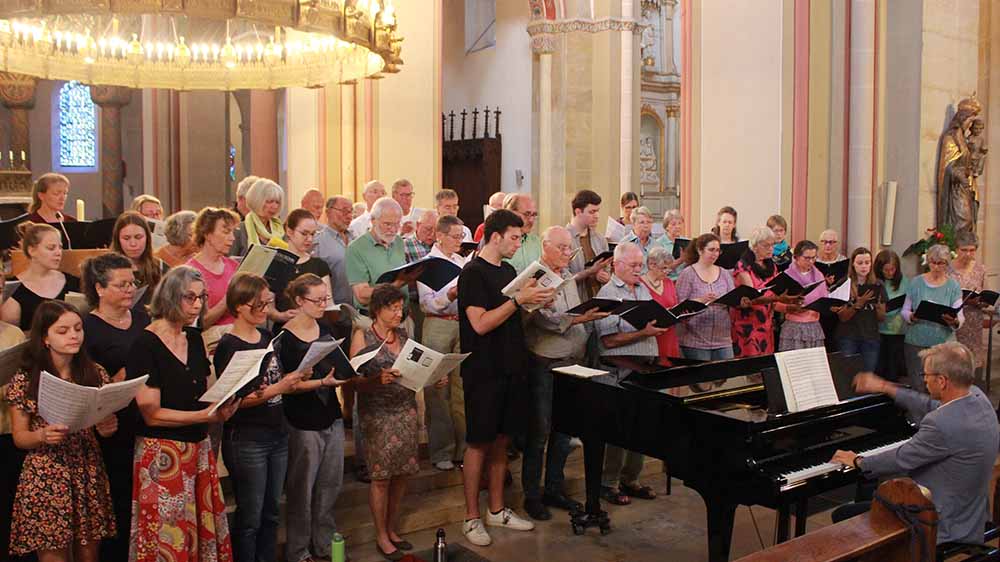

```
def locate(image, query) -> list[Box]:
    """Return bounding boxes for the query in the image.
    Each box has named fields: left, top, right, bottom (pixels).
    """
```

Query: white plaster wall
left=697, top=0, right=783, bottom=234
left=282, top=87, right=320, bottom=212
left=442, top=0, right=532, bottom=194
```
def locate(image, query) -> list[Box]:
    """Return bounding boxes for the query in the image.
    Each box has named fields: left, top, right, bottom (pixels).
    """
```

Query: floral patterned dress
left=4, top=368, right=116, bottom=555
left=731, top=259, right=779, bottom=357
left=950, top=262, right=988, bottom=368
left=357, top=326, right=420, bottom=480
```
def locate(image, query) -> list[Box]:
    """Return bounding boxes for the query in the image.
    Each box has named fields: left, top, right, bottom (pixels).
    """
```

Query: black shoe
left=542, top=492, right=583, bottom=512
left=390, top=539, right=413, bottom=551
left=524, top=498, right=552, bottom=521
left=376, top=544, right=404, bottom=561
left=355, top=465, right=371, bottom=484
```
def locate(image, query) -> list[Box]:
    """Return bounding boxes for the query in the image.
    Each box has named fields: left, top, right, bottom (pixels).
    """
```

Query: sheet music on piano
left=774, top=347, right=841, bottom=413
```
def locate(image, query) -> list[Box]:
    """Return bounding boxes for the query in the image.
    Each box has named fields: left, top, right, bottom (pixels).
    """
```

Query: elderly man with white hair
left=474, top=191, right=508, bottom=243
left=346, top=196, right=421, bottom=312
left=594, top=241, right=667, bottom=506
left=348, top=180, right=387, bottom=239
left=300, top=188, right=325, bottom=221
left=503, top=193, right=542, bottom=274
left=521, top=226, right=609, bottom=521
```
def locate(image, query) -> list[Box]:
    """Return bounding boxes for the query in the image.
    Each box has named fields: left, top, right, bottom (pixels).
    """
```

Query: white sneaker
left=435, top=460, right=455, bottom=471
left=485, top=507, right=535, bottom=531
left=463, top=518, right=492, bottom=546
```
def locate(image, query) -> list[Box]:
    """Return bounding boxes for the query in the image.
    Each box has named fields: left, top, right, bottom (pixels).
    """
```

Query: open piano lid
left=614, top=352, right=869, bottom=418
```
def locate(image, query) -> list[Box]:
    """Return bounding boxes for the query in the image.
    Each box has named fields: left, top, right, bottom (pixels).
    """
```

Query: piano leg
left=774, top=504, right=791, bottom=543
left=569, top=437, right=610, bottom=535
left=794, top=499, right=808, bottom=537
left=698, top=491, right=737, bottom=562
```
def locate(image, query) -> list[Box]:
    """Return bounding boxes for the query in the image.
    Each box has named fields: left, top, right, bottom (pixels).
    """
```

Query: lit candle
left=76, top=199, right=85, bottom=221
left=19, top=150, right=25, bottom=163
left=7, top=151, right=11, bottom=166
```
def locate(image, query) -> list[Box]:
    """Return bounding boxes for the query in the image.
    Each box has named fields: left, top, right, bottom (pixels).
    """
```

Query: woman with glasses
left=275, top=274, right=350, bottom=562
left=901, top=244, right=964, bottom=391
left=623, top=207, right=657, bottom=269
left=2, top=222, right=79, bottom=330
left=949, top=232, right=990, bottom=382
left=778, top=240, right=829, bottom=351
left=126, top=266, right=240, bottom=562
left=731, top=226, right=784, bottom=357
left=216, top=273, right=305, bottom=562
left=273, top=209, right=333, bottom=329
left=675, top=233, right=736, bottom=361
left=351, top=283, right=439, bottom=560
left=640, top=246, right=680, bottom=358
left=111, top=211, right=164, bottom=307
left=187, top=207, right=241, bottom=328
left=655, top=209, right=686, bottom=280
left=618, top=191, right=639, bottom=230
left=80, top=252, right=151, bottom=562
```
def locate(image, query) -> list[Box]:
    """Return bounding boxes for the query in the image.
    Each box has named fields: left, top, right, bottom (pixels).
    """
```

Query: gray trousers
left=602, top=445, right=645, bottom=489
left=421, top=316, right=465, bottom=463
left=285, top=420, right=345, bottom=562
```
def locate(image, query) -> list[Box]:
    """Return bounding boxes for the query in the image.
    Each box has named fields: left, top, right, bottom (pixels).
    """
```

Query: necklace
left=371, top=324, right=396, bottom=345
left=96, top=308, right=130, bottom=327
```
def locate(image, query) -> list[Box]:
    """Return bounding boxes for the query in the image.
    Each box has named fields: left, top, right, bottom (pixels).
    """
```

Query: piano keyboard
left=778, top=439, right=909, bottom=491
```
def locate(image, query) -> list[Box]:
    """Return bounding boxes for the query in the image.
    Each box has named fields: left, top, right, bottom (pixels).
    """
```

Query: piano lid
left=608, top=354, right=774, bottom=404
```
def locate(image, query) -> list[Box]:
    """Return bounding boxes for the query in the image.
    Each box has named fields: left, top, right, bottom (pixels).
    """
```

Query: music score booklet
left=774, top=347, right=841, bottom=413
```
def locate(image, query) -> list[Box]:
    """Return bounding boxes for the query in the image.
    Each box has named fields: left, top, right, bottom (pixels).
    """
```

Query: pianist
left=830, top=341, right=999, bottom=545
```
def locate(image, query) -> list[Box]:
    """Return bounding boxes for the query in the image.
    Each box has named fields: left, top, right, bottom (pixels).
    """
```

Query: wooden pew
left=9, top=248, right=110, bottom=277
left=734, top=478, right=937, bottom=562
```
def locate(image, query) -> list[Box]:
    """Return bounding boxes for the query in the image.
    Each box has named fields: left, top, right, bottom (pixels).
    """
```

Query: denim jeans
left=680, top=346, right=735, bottom=361
left=221, top=427, right=289, bottom=562
left=521, top=354, right=574, bottom=500
left=837, top=336, right=881, bottom=372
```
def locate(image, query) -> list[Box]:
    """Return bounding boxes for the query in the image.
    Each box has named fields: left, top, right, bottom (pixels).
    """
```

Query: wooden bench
left=734, top=478, right=937, bottom=562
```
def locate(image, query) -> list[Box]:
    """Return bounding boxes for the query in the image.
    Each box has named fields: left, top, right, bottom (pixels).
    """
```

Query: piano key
left=778, top=439, right=908, bottom=491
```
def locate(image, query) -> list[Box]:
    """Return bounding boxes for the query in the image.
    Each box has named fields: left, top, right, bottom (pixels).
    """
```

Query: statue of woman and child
left=936, top=96, right=988, bottom=235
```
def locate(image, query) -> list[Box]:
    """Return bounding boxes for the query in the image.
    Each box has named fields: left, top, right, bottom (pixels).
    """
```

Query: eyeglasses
left=109, top=279, right=141, bottom=291
left=820, top=240, right=838, bottom=245
left=302, top=295, right=332, bottom=305
left=182, top=292, right=209, bottom=304
left=521, top=211, right=539, bottom=219
left=250, top=298, right=274, bottom=312
left=799, top=255, right=818, bottom=261
left=329, top=206, right=353, bottom=215
left=928, top=260, right=949, bottom=266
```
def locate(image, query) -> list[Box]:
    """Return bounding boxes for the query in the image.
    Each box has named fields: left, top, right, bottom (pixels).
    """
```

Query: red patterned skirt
left=129, top=436, right=232, bottom=562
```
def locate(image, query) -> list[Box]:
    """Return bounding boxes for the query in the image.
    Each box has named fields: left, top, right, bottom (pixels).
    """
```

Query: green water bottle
left=331, top=533, right=346, bottom=562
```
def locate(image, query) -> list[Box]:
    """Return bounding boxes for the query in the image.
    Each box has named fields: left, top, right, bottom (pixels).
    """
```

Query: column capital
left=89, top=85, right=133, bottom=108
left=0, top=72, right=36, bottom=110
left=530, top=34, right=557, bottom=54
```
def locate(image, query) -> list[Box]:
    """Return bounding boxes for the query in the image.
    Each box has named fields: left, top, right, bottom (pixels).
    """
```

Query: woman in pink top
left=641, top=246, right=681, bottom=358
left=186, top=207, right=241, bottom=327
left=777, top=240, right=828, bottom=351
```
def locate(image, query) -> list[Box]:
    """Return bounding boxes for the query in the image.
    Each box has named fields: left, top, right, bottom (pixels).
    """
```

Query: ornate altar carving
left=935, top=96, right=987, bottom=235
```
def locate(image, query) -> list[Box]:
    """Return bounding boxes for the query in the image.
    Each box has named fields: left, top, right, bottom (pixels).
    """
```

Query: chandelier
left=0, top=0, right=404, bottom=91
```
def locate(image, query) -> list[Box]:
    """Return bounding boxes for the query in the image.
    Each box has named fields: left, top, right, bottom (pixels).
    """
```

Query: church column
left=846, top=0, right=877, bottom=249
left=0, top=73, right=37, bottom=169
left=534, top=35, right=558, bottom=230
left=665, top=106, right=678, bottom=193
left=661, top=0, right=679, bottom=75
left=620, top=0, right=637, bottom=196
left=90, top=86, right=132, bottom=217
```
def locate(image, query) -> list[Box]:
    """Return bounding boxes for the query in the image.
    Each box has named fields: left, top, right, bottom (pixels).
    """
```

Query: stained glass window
left=57, top=81, right=97, bottom=168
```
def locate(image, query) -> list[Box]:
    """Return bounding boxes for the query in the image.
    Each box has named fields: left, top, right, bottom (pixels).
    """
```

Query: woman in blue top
left=900, top=244, right=963, bottom=391
left=874, top=250, right=908, bottom=381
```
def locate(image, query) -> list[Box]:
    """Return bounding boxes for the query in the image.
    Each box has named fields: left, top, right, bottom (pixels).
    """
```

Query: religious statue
left=935, top=96, right=984, bottom=235
left=639, top=136, right=660, bottom=186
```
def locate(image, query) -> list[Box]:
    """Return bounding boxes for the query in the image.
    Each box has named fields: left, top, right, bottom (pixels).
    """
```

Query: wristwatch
left=853, top=455, right=863, bottom=470
left=510, top=295, right=520, bottom=309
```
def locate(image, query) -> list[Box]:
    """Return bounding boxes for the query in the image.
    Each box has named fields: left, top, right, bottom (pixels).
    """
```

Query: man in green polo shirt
left=503, top=193, right=542, bottom=274
left=346, top=196, right=422, bottom=311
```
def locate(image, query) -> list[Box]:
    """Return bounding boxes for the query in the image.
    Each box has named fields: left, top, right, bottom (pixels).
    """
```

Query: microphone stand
left=55, top=211, right=72, bottom=250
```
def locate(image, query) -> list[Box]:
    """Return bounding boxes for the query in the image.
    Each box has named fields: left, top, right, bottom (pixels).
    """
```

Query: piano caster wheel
left=569, top=509, right=611, bottom=536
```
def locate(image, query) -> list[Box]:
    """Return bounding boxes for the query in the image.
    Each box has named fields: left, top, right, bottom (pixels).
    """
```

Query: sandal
left=620, top=482, right=657, bottom=500
left=600, top=486, right=632, bottom=505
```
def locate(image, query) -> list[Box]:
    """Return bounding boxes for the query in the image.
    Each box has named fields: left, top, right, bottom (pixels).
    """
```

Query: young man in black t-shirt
left=457, top=209, right=556, bottom=546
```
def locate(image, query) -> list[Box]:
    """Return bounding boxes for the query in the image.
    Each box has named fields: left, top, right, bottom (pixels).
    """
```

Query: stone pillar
left=532, top=34, right=558, bottom=230
left=665, top=106, right=679, bottom=193
left=232, top=90, right=253, bottom=177
left=846, top=0, right=876, bottom=249
left=90, top=86, right=132, bottom=218
left=620, top=0, right=636, bottom=196
left=0, top=73, right=37, bottom=169
left=661, top=0, right=679, bottom=75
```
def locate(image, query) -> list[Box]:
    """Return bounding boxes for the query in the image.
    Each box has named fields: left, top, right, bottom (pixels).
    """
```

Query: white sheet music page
left=774, top=347, right=840, bottom=413
left=38, top=371, right=149, bottom=432
left=552, top=365, right=609, bottom=378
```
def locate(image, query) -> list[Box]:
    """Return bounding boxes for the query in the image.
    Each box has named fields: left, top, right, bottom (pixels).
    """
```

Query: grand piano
left=551, top=353, right=915, bottom=562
